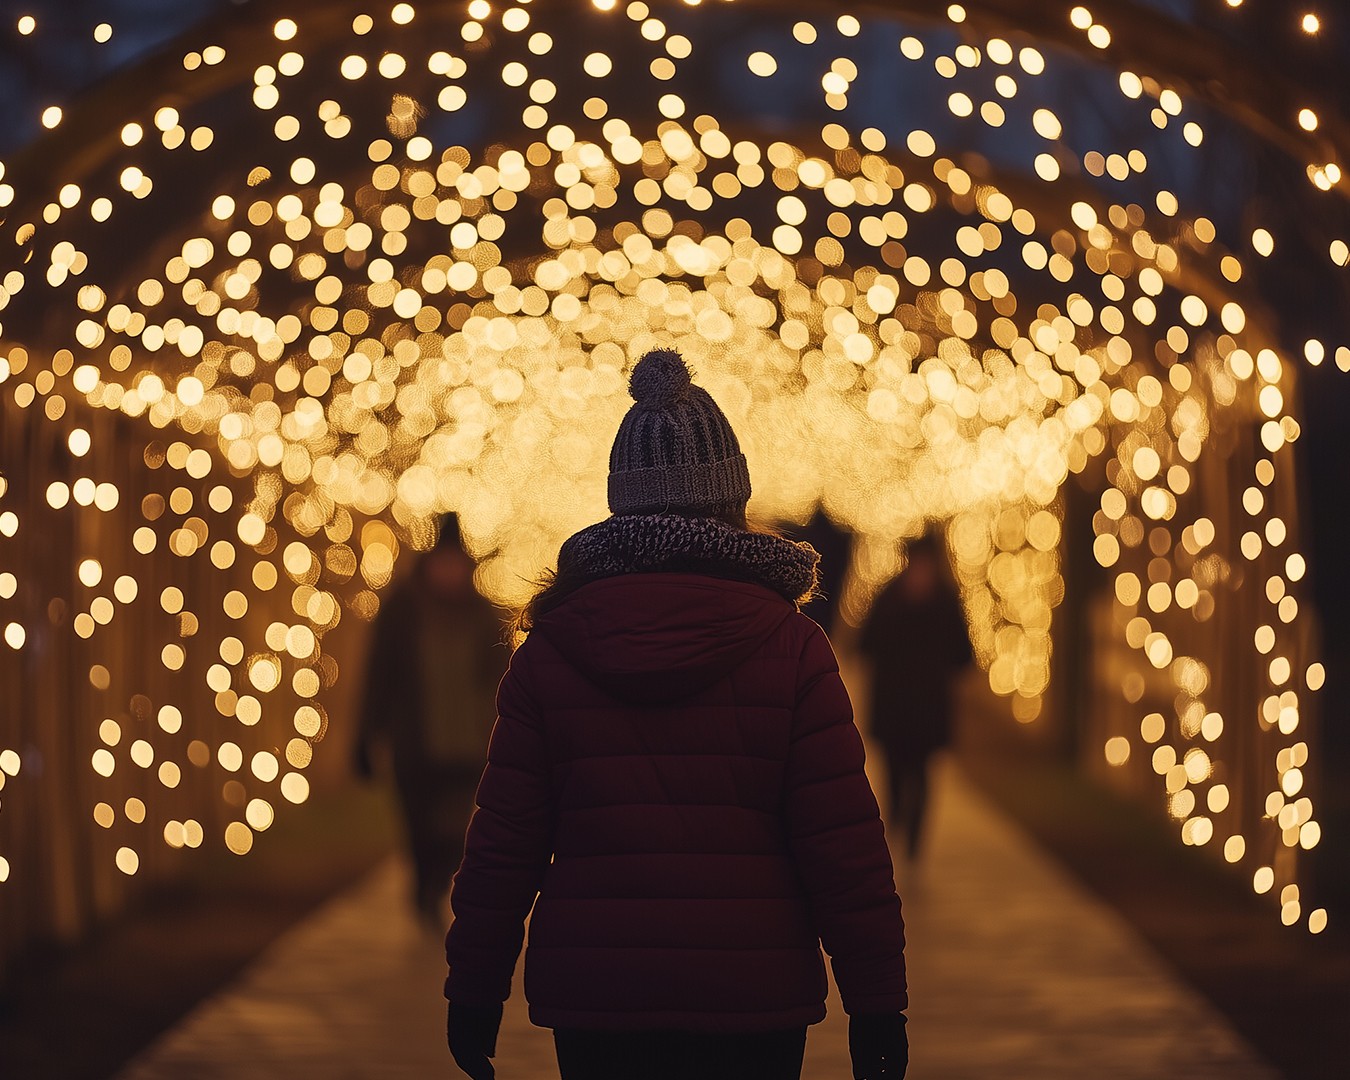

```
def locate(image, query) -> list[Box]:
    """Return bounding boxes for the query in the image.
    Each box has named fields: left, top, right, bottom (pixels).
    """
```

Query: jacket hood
left=534, top=574, right=797, bottom=704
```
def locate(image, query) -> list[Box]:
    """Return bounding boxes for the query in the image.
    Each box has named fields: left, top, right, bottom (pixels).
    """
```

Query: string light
left=0, top=0, right=1335, bottom=937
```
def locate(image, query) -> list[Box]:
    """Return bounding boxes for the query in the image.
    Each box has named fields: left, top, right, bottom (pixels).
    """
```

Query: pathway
left=116, top=761, right=1278, bottom=1079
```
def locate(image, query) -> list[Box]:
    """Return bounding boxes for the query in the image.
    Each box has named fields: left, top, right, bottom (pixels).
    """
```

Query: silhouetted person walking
left=355, top=514, right=506, bottom=922
left=860, top=532, right=973, bottom=860
left=445, top=349, right=908, bottom=1080
left=796, top=507, right=851, bottom=632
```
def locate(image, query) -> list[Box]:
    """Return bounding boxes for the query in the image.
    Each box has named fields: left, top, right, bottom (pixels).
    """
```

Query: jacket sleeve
left=354, top=590, right=418, bottom=778
left=945, top=587, right=974, bottom=669
left=858, top=581, right=891, bottom=660
left=785, top=623, right=907, bottom=1014
left=444, top=643, right=553, bottom=1005
left=356, top=592, right=405, bottom=745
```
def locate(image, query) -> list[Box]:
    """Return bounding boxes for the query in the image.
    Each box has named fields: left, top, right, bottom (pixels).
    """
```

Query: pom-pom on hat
left=607, top=348, right=752, bottom=515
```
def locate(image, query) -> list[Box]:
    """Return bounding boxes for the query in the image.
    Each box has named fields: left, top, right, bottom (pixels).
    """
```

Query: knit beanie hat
left=607, top=348, right=752, bottom=515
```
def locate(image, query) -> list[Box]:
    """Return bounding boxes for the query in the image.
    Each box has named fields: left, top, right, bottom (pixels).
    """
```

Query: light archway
left=0, top=0, right=1342, bottom=942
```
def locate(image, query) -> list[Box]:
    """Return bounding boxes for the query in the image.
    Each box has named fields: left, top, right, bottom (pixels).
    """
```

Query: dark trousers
left=395, top=768, right=478, bottom=915
left=553, top=1027, right=808, bottom=1080
left=883, top=745, right=933, bottom=859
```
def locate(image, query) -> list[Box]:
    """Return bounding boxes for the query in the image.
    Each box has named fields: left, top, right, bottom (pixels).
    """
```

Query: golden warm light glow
left=0, top=0, right=1337, bottom=936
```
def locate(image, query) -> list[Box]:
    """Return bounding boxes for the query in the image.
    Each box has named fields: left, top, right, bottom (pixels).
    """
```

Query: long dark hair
left=511, top=506, right=751, bottom=638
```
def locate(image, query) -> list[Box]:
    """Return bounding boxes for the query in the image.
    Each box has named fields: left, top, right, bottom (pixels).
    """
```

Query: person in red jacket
left=444, top=348, right=908, bottom=1080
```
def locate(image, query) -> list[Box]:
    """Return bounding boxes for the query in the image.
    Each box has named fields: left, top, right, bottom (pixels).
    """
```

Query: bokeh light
left=0, top=0, right=1339, bottom=935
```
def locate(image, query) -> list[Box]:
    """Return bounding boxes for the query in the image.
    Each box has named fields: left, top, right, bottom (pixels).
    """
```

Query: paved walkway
left=116, top=759, right=1278, bottom=1080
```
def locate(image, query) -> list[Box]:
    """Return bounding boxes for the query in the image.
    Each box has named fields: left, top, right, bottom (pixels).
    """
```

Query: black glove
left=849, top=1012, right=908, bottom=1079
left=447, top=1001, right=502, bottom=1080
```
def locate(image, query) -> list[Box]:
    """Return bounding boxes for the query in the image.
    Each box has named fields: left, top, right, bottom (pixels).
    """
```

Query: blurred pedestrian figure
left=444, top=348, right=907, bottom=1080
left=859, top=532, right=973, bottom=861
left=795, top=506, right=851, bottom=632
left=354, top=514, right=507, bottom=923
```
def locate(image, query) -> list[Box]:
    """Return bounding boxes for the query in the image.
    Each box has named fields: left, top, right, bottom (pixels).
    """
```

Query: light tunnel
left=0, top=0, right=1345, bottom=951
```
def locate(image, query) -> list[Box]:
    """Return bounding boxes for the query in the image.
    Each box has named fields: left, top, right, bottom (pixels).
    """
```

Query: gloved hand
left=447, top=1001, right=502, bottom=1080
left=849, top=1012, right=908, bottom=1079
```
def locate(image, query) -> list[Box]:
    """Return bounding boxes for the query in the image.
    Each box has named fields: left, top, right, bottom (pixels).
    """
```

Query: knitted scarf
left=555, top=514, right=820, bottom=607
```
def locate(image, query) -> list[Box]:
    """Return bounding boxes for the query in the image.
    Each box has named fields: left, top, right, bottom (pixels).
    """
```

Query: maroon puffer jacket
left=445, top=572, right=905, bottom=1032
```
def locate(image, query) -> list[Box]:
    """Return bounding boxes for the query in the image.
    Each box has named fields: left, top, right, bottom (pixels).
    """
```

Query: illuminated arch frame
left=0, top=0, right=1342, bottom=932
